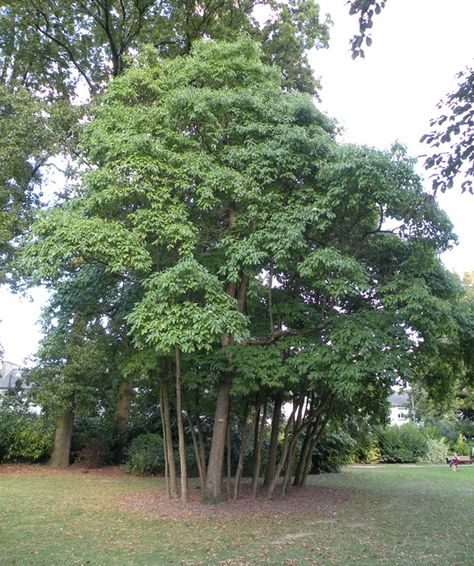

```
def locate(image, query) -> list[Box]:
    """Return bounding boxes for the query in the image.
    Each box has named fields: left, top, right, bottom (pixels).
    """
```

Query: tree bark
left=175, top=346, right=187, bottom=504
left=293, top=421, right=316, bottom=487
left=252, top=401, right=267, bottom=497
left=203, top=373, right=232, bottom=503
left=267, top=403, right=298, bottom=499
left=112, top=375, right=134, bottom=462
left=226, top=418, right=232, bottom=500
left=188, top=413, right=206, bottom=488
left=113, top=376, right=134, bottom=432
left=250, top=398, right=261, bottom=479
left=233, top=407, right=253, bottom=500
left=264, top=394, right=283, bottom=487
left=161, top=372, right=178, bottom=498
left=159, top=383, right=170, bottom=497
left=49, top=399, right=74, bottom=468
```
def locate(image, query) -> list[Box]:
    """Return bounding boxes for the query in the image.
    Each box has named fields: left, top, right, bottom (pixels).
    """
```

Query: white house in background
left=388, top=392, right=411, bottom=426
left=0, top=360, right=24, bottom=395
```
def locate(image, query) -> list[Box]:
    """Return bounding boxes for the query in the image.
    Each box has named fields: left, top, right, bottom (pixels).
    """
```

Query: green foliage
left=123, top=433, right=165, bottom=476
left=422, top=67, right=473, bottom=194
left=0, top=398, right=54, bottom=462
left=353, top=436, right=381, bottom=465
left=419, top=438, right=449, bottom=464
left=128, top=258, right=248, bottom=353
left=377, top=424, right=428, bottom=464
left=453, top=432, right=471, bottom=456
left=311, top=430, right=356, bottom=473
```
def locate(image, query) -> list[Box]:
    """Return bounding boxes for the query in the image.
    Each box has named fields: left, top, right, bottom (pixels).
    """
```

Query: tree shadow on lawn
left=121, top=482, right=353, bottom=519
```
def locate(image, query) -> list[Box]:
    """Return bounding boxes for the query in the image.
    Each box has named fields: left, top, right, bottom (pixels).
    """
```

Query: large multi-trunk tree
left=25, top=37, right=461, bottom=498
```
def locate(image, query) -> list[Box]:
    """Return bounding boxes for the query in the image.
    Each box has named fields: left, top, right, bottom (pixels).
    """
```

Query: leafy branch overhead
left=421, top=67, right=474, bottom=194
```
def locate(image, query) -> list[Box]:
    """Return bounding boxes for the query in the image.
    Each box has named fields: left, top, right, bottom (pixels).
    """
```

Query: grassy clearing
left=1, top=464, right=473, bottom=565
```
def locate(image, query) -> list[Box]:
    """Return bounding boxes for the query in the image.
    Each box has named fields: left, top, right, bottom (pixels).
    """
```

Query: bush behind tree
left=419, top=438, right=449, bottom=463
left=311, top=430, right=356, bottom=473
left=377, top=424, right=429, bottom=463
left=0, top=398, right=54, bottom=462
left=123, top=433, right=166, bottom=476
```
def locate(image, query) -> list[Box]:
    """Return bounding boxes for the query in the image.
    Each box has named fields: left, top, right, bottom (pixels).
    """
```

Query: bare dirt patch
left=121, top=483, right=352, bottom=519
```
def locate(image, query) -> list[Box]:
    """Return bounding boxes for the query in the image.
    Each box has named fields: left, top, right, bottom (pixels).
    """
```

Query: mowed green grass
left=1, top=464, right=473, bottom=565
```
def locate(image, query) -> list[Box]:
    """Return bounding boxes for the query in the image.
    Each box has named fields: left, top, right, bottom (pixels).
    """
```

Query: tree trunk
left=281, top=430, right=301, bottom=498
left=203, top=373, right=232, bottom=503
left=293, top=421, right=317, bottom=487
left=267, top=404, right=298, bottom=499
left=195, top=414, right=207, bottom=484
left=299, top=411, right=333, bottom=487
left=175, top=346, right=187, bottom=504
left=233, top=407, right=253, bottom=500
left=188, top=413, right=206, bottom=488
left=252, top=401, right=267, bottom=497
left=49, top=400, right=74, bottom=468
left=112, top=375, right=134, bottom=462
left=161, top=373, right=178, bottom=499
left=226, top=419, right=232, bottom=500
left=250, top=399, right=261, bottom=480
left=264, top=394, right=282, bottom=487
left=113, top=376, right=134, bottom=432
left=159, top=384, right=170, bottom=497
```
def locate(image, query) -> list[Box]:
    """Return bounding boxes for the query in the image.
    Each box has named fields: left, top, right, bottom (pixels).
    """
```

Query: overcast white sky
left=0, top=0, right=473, bottom=365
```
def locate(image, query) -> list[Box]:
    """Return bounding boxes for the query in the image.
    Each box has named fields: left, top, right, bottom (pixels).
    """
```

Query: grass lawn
left=1, top=464, right=473, bottom=565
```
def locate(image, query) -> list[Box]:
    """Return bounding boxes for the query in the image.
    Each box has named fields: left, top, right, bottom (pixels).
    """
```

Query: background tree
left=1, top=0, right=330, bottom=283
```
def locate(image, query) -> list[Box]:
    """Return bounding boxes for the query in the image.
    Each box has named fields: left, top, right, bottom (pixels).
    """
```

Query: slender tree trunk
left=161, top=373, right=178, bottom=498
left=293, top=421, right=317, bottom=487
left=280, top=394, right=309, bottom=496
left=281, top=429, right=302, bottom=498
left=226, top=419, right=232, bottom=500
left=233, top=407, right=253, bottom=500
left=159, top=384, right=170, bottom=497
left=252, top=401, right=267, bottom=498
left=195, top=414, right=207, bottom=484
left=299, top=411, right=333, bottom=487
left=250, top=399, right=261, bottom=479
left=175, top=345, right=187, bottom=504
left=188, top=413, right=206, bottom=488
left=203, top=373, right=232, bottom=503
left=49, top=398, right=74, bottom=468
left=264, top=394, right=282, bottom=487
left=267, top=404, right=298, bottom=499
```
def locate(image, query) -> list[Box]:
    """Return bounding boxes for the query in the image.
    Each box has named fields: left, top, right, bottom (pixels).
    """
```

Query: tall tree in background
left=0, top=0, right=331, bottom=283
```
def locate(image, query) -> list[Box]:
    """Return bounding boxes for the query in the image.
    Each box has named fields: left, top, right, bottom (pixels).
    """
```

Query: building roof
left=388, top=392, right=409, bottom=407
left=0, top=368, right=25, bottom=391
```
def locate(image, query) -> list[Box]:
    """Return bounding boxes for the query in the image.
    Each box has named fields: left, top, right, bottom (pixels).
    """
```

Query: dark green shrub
left=377, top=424, right=428, bottom=463
left=70, top=417, right=115, bottom=467
left=311, top=430, right=356, bottom=473
left=123, top=433, right=165, bottom=476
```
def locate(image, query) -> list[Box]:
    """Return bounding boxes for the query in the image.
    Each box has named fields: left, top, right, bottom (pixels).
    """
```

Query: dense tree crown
left=0, top=0, right=330, bottom=283
left=23, top=38, right=469, bottom=499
